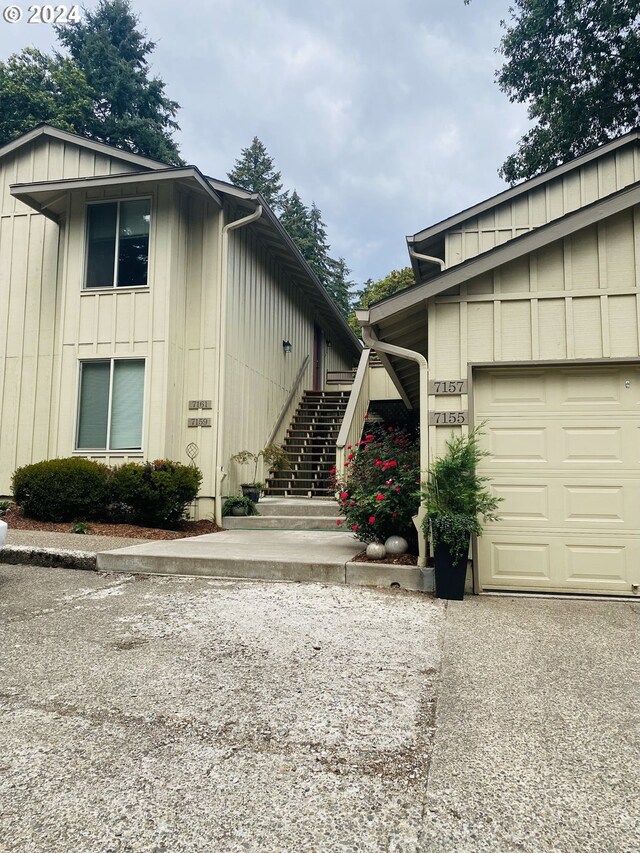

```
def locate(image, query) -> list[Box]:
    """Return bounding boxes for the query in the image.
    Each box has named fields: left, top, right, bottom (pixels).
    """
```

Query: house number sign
left=429, top=410, right=469, bottom=426
left=188, top=418, right=211, bottom=427
left=428, top=379, right=467, bottom=395
left=188, top=400, right=212, bottom=410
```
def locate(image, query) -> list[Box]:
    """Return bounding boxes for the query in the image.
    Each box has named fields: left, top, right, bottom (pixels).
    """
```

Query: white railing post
left=335, top=349, right=371, bottom=480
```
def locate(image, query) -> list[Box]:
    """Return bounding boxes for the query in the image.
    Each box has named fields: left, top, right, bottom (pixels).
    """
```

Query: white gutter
left=356, top=311, right=429, bottom=568
left=214, top=204, right=263, bottom=526
left=408, top=246, right=446, bottom=273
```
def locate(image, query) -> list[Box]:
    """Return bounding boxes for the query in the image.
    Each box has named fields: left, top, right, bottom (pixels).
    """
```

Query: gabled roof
left=11, top=166, right=222, bottom=219
left=371, top=178, right=640, bottom=325
left=407, top=128, right=640, bottom=248
left=0, top=123, right=166, bottom=170
left=4, top=125, right=361, bottom=355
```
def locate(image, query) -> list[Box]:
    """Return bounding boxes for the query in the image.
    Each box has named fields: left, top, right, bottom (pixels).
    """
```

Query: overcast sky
left=1, top=0, right=530, bottom=285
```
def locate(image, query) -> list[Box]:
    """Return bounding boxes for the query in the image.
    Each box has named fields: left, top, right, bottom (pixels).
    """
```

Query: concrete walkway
left=0, top=564, right=637, bottom=852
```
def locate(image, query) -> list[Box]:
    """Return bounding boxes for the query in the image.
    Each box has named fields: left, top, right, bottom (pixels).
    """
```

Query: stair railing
left=267, top=354, right=311, bottom=446
left=335, top=348, right=371, bottom=477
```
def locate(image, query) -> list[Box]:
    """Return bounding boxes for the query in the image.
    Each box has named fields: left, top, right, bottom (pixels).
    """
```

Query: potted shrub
left=231, top=444, right=289, bottom=503
left=422, top=427, right=501, bottom=600
left=222, top=495, right=259, bottom=517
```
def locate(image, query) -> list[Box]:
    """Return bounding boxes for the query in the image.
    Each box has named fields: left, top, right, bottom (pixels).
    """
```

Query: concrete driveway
left=0, top=564, right=638, bottom=853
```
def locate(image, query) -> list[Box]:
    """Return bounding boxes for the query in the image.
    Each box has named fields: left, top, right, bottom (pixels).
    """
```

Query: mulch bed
left=352, top=550, right=419, bottom=566
left=2, top=505, right=220, bottom=540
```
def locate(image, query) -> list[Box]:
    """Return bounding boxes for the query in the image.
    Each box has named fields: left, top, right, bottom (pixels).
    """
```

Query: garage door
left=474, top=365, right=640, bottom=595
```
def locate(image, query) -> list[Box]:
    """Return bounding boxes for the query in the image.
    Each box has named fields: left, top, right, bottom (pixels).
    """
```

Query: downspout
left=408, top=246, right=446, bottom=272
left=356, top=314, right=430, bottom=569
left=214, top=203, right=263, bottom=526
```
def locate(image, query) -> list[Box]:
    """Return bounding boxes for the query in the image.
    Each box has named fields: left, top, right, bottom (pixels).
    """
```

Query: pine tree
left=227, top=136, right=285, bottom=210
left=56, top=0, right=182, bottom=164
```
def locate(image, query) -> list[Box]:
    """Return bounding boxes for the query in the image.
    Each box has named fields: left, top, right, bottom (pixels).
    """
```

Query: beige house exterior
left=357, top=132, right=640, bottom=596
left=0, top=125, right=360, bottom=521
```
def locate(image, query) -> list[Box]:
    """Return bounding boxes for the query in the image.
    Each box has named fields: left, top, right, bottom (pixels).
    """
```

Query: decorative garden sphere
left=385, top=535, right=408, bottom=555
left=366, top=542, right=387, bottom=560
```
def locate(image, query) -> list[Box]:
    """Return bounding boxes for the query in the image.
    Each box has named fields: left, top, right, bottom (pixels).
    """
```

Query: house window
left=85, top=199, right=150, bottom=288
left=76, top=359, right=145, bottom=451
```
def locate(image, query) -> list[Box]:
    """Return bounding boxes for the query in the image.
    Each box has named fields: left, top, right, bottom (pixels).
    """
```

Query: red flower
left=347, top=453, right=354, bottom=461
left=364, top=434, right=374, bottom=442
left=351, top=524, right=359, bottom=531
left=336, top=519, right=343, bottom=526
left=395, top=486, right=401, bottom=492
left=340, top=491, right=349, bottom=501
left=376, top=493, right=384, bottom=501
left=329, top=467, right=336, bottom=475
left=368, top=516, right=376, bottom=524
left=375, top=460, right=383, bottom=467
left=385, top=479, right=392, bottom=485
left=387, top=426, right=394, bottom=432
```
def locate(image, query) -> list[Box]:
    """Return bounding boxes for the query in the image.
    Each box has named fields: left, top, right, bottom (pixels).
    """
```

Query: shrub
left=11, top=458, right=109, bottom=522
left=334, top=426, right=421, bottom=545
left=108, top=460, right=202, bottom=528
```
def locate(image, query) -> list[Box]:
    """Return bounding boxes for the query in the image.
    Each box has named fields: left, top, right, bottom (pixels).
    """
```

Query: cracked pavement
left=1, top=564, right=638, bottom=853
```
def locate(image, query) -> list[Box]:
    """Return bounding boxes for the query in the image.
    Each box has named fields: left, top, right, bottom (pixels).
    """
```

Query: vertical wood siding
left=428, top=206, right=640, bottom=458
left=445, top=147, right=640, bottom=268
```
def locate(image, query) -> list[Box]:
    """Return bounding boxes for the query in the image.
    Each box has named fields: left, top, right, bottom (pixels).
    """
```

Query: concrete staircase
left=265, top=390, right=350, bottom=498
left=223, top=497, right=342, bottom=531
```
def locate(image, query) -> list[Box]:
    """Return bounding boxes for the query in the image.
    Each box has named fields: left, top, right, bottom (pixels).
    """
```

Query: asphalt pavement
left=0, top=563, right=638, bottom=853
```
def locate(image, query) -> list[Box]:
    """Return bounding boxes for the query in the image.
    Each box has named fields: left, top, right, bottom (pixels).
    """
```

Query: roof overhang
left=10, top=166, right=223, bottom=220
left=362, top=179, right=640, bottom=407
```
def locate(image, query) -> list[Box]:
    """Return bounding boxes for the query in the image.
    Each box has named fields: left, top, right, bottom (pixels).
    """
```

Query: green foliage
left=422, top=427, right=501, bottom=562
left=231, top=444, right=289, bottom=485
left=0, top=500, right=10, bottom=516
left=221, top=495, right=259, bottom=517
left=56, top=0, right=182, bottom=163
left=496, top=0, right=640, bottom=182
left=348, top=267, right=415, bottom=334
left=11, top=458, right=109, bottom=522
left=108, top=459, right=202, bottom=528
left=0, top=47, right=93, bottom=146
left=334, top=426, right=421, bottom=545
left=227, top=136, right=285, bottom=210
left=71, top=521, right=90, bottom=534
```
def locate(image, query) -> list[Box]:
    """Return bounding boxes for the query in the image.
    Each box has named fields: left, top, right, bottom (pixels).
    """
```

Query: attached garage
left=473, top=363, right=640, bottom=595
left=356, top=132, right=640, bottom=596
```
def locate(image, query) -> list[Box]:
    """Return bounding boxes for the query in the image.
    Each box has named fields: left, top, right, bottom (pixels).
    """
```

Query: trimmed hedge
left=12, top=457, right=202, bottom=528
left=108, top=460, right=202, bottom=528
left=12, top=458, right=109, bottom=522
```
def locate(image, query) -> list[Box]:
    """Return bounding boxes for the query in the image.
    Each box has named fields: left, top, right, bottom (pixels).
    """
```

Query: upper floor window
left=85, top=199, right=151, bottom=289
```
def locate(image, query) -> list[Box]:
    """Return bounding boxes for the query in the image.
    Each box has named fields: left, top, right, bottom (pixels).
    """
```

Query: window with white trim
left=76, top=359, right=145, bottom=451
left=85, top=199, right=150, bottom=288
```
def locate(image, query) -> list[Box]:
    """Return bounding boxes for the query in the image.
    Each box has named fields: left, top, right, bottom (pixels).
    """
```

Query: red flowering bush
left=334, top=426, right=420, bottom=545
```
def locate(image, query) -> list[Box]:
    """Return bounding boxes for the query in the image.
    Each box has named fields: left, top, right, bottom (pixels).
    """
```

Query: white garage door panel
left=486, top=477, right=638, bottom=530
left=480, top=535, right=638, bottom=594
left=475, top=365, right=640, bottom=595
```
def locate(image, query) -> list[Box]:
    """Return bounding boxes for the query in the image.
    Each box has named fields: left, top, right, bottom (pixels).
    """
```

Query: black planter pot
left=241, top=484, right=261, bottom=503
left=434, top=539, right=470, bottom=600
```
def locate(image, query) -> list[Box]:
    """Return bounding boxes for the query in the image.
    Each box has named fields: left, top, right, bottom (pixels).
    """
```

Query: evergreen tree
left=326, top=256, right=353, bottom=319
left=0, top=48, right=92, bottom=146
left=496, top=0, right=640, bottom=182
left=227, top=136, right=285, bottom=210
left=56, top=0, right=182, bottom=164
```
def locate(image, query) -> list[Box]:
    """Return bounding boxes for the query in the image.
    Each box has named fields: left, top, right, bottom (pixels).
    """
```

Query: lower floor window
left=76, top=359, right=145, bottom=451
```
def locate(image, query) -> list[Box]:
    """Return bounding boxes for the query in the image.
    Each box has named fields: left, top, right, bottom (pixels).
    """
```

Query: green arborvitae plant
left=422, top=426, right=501, bottom=563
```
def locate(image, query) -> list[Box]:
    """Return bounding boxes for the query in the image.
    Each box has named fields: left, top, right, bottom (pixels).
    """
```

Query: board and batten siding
left=0, top=138, right=145, bottom=495
left=428, top=206, right=640, bottom=457
left=445, top=146, right=640, bottom=268
left=223, top=220, right=353, bottom=494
